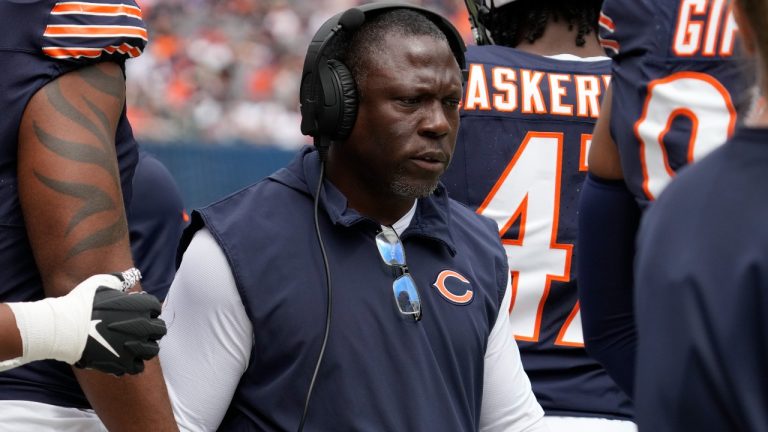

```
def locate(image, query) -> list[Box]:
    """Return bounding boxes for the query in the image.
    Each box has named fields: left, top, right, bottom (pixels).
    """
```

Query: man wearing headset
left=441, top=0, right=634, bottom=430
left=159, top=4, right=547, bottom=431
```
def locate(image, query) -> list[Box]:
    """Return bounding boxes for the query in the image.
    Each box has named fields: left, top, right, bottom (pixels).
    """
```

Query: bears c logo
left=432, top=270, right=473, bottom=305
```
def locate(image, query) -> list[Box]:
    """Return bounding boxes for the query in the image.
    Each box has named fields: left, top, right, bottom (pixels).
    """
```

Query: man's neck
left=351, top=195, right=416, bottom=227
left=514, top=18, right=604, bottom=58
left=325, top=161, right=416, bottom=227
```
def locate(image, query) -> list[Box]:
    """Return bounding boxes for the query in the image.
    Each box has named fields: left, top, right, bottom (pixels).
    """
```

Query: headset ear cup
left=326, top=59, right=358, bottom=141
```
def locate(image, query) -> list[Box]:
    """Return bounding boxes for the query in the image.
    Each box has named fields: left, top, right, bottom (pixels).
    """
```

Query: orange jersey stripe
left=44, top=25, right=148, bottom=40
left=103, top=42, right=142, bottom=57
left=51, top=2, right=142, bottom=19
left=43, top=47, right=102, bottom=58
left=43, top=43, right=142, bottom=59
left=599, top=38, right=620, bottom=54
left=599, top=13, right=615, bottom=32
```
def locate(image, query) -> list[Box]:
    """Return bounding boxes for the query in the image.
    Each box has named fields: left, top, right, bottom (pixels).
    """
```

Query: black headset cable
left=297, top=162, right=332, bottom=432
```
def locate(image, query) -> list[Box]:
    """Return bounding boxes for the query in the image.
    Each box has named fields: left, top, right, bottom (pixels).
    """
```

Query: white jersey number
left=477, top=132, right=582, bottom=347
left=635, top=71, right=736, bottom=200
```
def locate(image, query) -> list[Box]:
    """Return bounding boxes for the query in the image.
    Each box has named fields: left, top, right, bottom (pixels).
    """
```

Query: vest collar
left=269, top=147, right=457, bottom=256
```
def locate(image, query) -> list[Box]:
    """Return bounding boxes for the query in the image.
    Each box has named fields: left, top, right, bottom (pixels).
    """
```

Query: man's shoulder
left=180, top=176, right=307, bottom=261
left=446, top=196, right=483, bottom=221
left=648, top=142, right=728, bottom=213
left=446, top=197, right=502, bottom=248
left=202, top=175, right=300, bottom=218
left=637, top=141, right=728, bottom=256
left=442, top=196, right=509, bottom=304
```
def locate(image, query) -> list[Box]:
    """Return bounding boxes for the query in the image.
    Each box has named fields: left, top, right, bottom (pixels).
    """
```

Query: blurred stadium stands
left=130, top=0, right=470, bottom=210
left=140, top=142, right=296, bottom=210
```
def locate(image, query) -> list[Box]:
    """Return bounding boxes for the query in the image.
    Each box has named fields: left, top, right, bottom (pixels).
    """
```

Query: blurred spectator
left=128, top=0, right=469, bottom=148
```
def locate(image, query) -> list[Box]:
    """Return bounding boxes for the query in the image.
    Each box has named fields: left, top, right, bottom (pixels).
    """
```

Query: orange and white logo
left=432, top=270, right=473, bottom=305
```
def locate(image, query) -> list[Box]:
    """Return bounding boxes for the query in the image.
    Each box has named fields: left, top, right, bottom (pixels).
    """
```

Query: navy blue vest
left=181, top=148, right=509, bottom=431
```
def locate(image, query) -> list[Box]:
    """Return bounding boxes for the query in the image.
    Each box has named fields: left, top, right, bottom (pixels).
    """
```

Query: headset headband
left=301, top=3, right=466, bottom=81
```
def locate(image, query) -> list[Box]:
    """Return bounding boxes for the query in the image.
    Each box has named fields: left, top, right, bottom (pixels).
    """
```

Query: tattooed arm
left=17, top=62, right=178, bottom=431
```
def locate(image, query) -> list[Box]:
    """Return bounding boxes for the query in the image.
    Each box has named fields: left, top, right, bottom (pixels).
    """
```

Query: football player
left=577, top=0, right=753, bottom=397
left=442, top=0, right=634, bottom=430
left=159, top=5, right=548, bottom=431
left=633, top=0, right=768, bottom=427
left=0, top=0, right=177, bottom=430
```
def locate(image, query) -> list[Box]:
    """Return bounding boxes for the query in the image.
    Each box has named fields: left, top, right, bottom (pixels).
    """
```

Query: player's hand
left=69, top=273, right=166, bottom=375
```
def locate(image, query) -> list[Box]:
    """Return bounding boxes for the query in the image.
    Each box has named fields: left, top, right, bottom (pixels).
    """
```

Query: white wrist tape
left=0, top=274, right=124, bottom=369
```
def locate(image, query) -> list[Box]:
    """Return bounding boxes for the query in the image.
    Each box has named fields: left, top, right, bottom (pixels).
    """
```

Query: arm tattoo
left=32, top=124, right=118, bottom=189
left=34, top=173, right=128, bottom=258
left=33, top=66, right=128, bottom=259
left=79, top=63, right=125, bottom=100
left=67, top=215, right=128, bottom=259
left=33, top=173, right=118, bottom=235
left=42, top=78, right=117, bottom=168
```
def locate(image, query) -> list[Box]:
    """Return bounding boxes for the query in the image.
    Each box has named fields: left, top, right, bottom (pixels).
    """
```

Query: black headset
left=298, top=2, right=467, bottom=160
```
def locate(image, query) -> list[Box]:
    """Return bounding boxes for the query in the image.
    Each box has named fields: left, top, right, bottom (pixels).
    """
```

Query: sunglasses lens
left=376, top=227, right=421, bottom=320
left=376, top=231, right=405, bottom=266
left=393, top=274, right=421, bottom=319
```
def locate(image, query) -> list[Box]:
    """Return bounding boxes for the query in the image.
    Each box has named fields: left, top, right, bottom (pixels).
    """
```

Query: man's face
left=341, top=33, right=462, bottom=200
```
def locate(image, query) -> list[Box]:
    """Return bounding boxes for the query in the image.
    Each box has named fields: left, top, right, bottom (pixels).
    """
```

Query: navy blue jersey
left=600, top=0, right=753, bottom=207
left=182, top=148, right=510, bottom=431
left=128, top=149, right=186, bottom=301
left=634, top=127, right=768, bottom=431
left=442, top=46, right=632, bottom=419
left=0, top=0, right=146, bottom=408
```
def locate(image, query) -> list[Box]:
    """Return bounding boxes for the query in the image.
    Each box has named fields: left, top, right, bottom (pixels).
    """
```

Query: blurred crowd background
left=127, top=0, right=471, bottom=150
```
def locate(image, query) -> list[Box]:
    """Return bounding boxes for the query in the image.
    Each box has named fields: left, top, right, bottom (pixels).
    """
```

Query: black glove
left=75, top=288, right=166, bottom=376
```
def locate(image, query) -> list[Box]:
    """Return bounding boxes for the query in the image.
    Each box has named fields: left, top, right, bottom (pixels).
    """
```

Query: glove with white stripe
left=0, top=269, right=165, bottom=376
left=74, top=272, right=166, bottom=375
